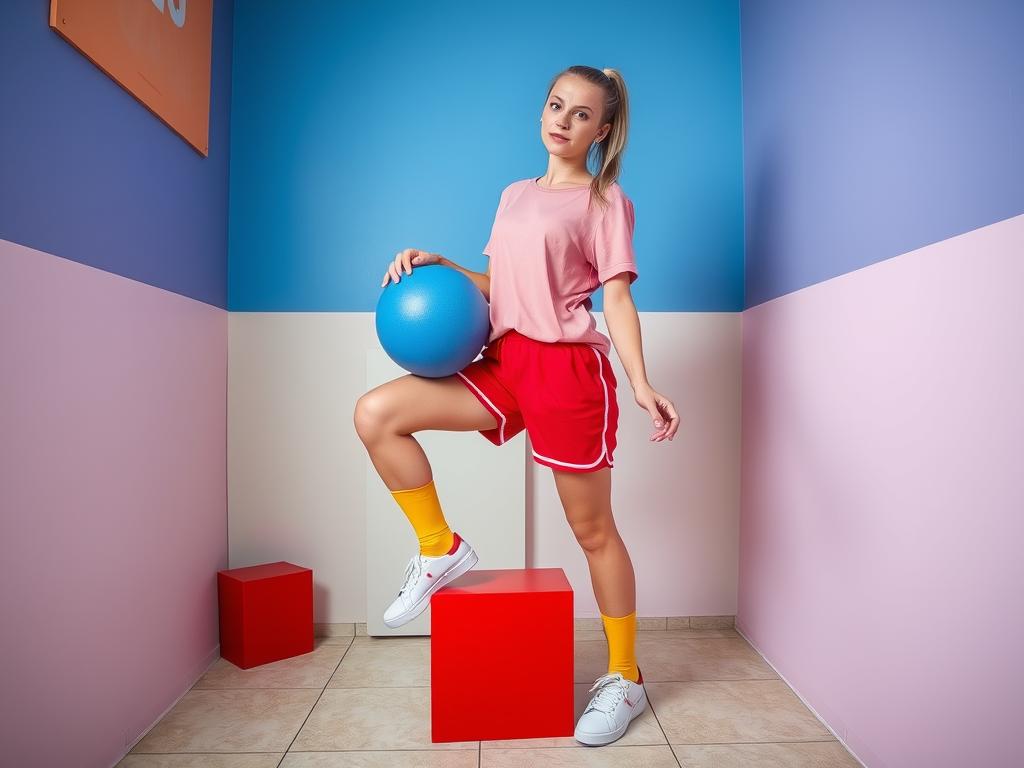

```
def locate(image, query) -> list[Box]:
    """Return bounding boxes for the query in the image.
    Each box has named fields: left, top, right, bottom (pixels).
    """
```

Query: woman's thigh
left=354, top=374, right=498, bottom=437
left=552, top=467, right=616, bottom=544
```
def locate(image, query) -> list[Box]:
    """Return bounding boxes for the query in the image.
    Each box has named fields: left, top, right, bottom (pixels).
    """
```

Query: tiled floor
left=117, top=627, right=863, bottom=767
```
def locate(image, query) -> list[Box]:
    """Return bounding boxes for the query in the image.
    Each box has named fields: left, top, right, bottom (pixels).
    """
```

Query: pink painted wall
left=0, top=239, right=228, bottom=768
left=738, top=214, right=1024, bottom=768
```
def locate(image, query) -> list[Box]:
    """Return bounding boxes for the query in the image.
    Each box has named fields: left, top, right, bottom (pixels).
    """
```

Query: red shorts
left=454, top=329, right=619, bottom=472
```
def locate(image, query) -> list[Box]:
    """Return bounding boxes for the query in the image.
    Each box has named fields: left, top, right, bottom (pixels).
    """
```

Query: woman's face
left=540, top=75, right=610, bottom=160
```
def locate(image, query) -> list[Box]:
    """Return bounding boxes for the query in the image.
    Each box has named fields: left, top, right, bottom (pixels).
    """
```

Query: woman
left=354, top=65, right=680, bottom=746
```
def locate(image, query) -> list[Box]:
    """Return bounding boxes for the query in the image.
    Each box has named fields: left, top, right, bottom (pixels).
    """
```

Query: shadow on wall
left=745, top=136, right=784, bottom=309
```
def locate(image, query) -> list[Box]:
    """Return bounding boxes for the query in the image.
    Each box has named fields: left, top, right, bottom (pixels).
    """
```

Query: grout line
left=192, top=676, right=788, bottom=692
left=642, top=694, right=683, bottom=768
left=121, top=646, right=225, bottom=758
left=278, top=753, right=485, bottom=757
left=281, top=743, right=837, bottom=752
left=668, top=740, right=846, bottom=745
left=276, top=638, right=357, bottom=765
left=315, top=619, right=736, bottom=637
left=733, top=623, right=868, bottom=767
left=477, top=739, right=845, bottom=750
left=118, top=752, right=281, bottom=758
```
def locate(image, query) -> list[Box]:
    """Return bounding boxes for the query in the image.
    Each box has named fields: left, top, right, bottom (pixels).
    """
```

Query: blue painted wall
left=741, top=0, right=1024, bottom=308
left=228, top=0, right=744, bottom=312
left=0, top=0, right=234, bottom=308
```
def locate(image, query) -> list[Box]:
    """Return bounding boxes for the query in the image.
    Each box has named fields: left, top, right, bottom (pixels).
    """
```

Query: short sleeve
left=482, top=185, right=510, bottom=257
left=589, top=189, right=638, bottom=284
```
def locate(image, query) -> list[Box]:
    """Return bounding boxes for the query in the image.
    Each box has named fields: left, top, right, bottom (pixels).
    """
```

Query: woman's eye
left=550, top=103, right=587, bottom=119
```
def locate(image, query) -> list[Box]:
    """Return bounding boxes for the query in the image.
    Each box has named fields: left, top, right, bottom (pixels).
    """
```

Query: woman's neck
left=537, top=172, right=594, bottom=188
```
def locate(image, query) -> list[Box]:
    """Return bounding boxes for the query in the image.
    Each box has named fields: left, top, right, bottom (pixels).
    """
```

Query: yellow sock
left=390, top=479, right=455, bottom=557
left=601, top=609, right=640, bottom=683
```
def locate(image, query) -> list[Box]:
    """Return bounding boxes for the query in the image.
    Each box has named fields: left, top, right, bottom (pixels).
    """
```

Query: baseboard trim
left=315, top=615, right=736, bottom=638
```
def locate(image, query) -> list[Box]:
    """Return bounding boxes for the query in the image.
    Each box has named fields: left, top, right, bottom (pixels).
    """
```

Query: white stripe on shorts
left=531, top=347, right=612, bottom=469
left=456, top=371, right=507, bottom=445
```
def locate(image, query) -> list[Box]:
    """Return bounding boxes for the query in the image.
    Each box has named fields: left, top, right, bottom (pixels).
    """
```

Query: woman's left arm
left=603, top=274, right=680, bottom=442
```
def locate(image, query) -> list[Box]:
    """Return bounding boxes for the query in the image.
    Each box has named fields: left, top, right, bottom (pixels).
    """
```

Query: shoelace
left=585, top=672, right=630, bottom=714
left=397, top=554, right=428, bottom=596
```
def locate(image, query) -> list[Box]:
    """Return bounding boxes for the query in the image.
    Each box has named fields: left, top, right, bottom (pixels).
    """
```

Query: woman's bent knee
left=354, top=375, right=497, bottom=440
left=353, top=391, right=392, bottom=444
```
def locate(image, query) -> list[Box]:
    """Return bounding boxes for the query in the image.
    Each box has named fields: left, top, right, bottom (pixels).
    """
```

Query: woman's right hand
left=381, top=248, right=442, bottom=287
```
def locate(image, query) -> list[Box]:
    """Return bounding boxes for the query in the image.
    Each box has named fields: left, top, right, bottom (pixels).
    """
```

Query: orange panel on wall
left=49, top=0, right=213, bottom=156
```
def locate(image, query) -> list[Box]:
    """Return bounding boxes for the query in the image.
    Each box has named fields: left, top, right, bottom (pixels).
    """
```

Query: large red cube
left=217, top=561, right=313, bottom=669
left=430, top=568, right=574, bottom=742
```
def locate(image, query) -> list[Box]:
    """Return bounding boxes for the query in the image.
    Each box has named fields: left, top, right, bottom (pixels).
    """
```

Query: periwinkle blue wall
left=741, top=0, right=1024, bottom=309
left=228, top=0, right=744, bottom=312
left=0, top=1, right=234, bottom=308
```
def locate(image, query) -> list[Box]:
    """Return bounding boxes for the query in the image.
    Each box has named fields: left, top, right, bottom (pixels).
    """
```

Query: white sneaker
left=382, top=531, right=479, bottom=628
left=574, top=668, right=647, bottom=746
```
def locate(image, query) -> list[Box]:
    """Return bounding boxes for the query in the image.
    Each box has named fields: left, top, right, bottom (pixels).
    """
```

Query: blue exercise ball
left=375, top=263, right=490, bottom=378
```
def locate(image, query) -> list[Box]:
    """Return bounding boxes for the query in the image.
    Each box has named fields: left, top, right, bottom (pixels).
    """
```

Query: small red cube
left=430, top=568, right=574, bottom=742
left=217, top=561, right=313, bottom=669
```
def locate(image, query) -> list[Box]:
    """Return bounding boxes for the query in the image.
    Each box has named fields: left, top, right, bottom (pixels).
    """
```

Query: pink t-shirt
left=482, top=176, right=638, bottom=357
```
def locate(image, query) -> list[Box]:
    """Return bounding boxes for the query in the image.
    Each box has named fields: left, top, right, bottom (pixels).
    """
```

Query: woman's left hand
left=633, top=383, right=680, bottom=442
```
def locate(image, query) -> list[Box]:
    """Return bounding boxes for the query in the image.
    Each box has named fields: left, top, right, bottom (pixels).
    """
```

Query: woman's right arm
left=439, top=256, right=490, bottom=302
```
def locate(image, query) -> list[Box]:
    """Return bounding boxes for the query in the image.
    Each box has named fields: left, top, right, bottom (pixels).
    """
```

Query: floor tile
left=130, top=689, right=320, bottom=753
left=122, top=625, right=864, bottom=767
left=647, top=680, right=834, bottom=744
left=196, top=640, right=348, bottom=689
left=316, top=634, right=357, bottom=647
left=117, top=756, right=283, bottom=767
left=482, top=744, right=680, bottom=766
left=290, top=687, right=477, bottom=751
left=632, top=636, right=779, bottom=681
left=328, top=636, right=430, bottom=688
left=280, top=751, right=479, bottom=767
left=671, top=742, right=863, bottom=766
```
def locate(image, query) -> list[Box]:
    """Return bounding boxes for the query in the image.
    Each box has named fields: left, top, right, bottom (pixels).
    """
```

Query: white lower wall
left=228, top=311, right=741, bottom=622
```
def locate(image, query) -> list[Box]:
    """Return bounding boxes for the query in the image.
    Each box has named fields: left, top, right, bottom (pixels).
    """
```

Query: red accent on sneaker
left=446, top=531, right=461, bottom=555
left=427, top=573, right=433, bottom=578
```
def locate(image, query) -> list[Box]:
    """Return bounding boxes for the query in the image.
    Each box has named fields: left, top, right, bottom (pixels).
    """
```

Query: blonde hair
left=543, top=65, right=630, bottom=210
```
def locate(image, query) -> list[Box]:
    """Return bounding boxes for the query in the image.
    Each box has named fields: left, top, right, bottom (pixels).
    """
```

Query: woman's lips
left=549, top=133, right=569, bottom=143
